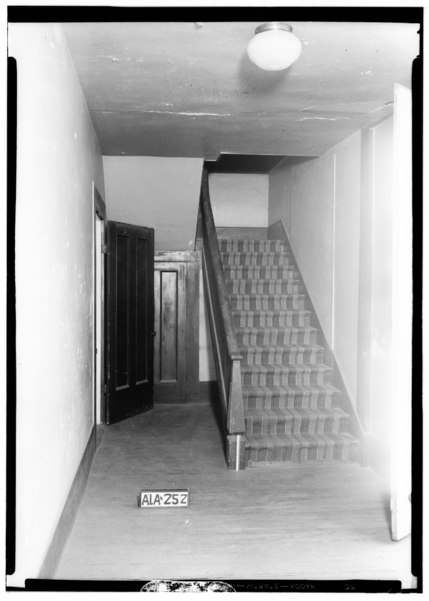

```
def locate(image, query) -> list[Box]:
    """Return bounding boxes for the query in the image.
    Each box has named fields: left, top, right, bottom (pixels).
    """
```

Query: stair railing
left=196, top=168, right=246, bottom=470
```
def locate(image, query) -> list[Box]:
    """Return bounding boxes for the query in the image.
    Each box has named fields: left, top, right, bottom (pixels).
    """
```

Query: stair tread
left=246, top=406, right=349, bottom=418
left=241, top=363, right=331, bottom=373
left=228, top=278, right=302, bottom=283
left=225, top=266, right=297, bottom=271
left=229, top=293, right=306, bottom=299
left=242, top=383, right=342, bottom=395
left=245, top=431, right=359, bottom=447
left=236, top=326, right=317, bottom=333
left=241, top=344, right=324, bottom=351
left=233, top=309, right=310, bottom=315
left=219, top=243, right=287, bottom=251
left=221, top=251, right=290, bottom=257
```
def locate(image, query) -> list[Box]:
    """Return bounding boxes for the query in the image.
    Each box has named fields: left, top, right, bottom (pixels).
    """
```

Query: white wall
left=270, top=154, right=336, bottom=341
left=9, top=24, right=104, bottom=586
left=332, top=135, right=361, bottom=399
left=209, top=173, right=268, bottom=227
left=269, top=116, right=408, bottom=480
left=269, top=131, right=361, bottom=403
left=367, top=117, right=394, bottom=445
left=103, top=156, right=203, bottom=250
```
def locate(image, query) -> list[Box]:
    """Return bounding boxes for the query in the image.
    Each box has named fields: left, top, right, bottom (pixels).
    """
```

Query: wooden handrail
left=200, top=170, right=242, bottom=361
left=197, top=168, right=246, bottom=470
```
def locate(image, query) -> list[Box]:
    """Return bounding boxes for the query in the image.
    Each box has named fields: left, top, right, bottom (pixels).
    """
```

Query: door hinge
left=101, top=244, right=108, bottom=254
left=103, top=384, right=108, bottom=396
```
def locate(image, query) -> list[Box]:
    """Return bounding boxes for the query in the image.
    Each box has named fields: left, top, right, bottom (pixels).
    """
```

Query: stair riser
left=233, top=313, right=311, bottom=328
left=245, top=415, right=350, bottom=436
left=219, top=240, right=286, bottom=252
left=227, top=281, right=303, bottom=295
left=229, top=296, right=306, bottom=311
left=222, top=253, right=292, bottom=267
left=241, top=348, right=325, bottom=366
left=244, top=395, right=337, bottom=410
left=224, top=267, right=298, bottom=280
left=236, top=330, right=318, bottom=346
left=247, top=441, right=358, bottom=464
left=242, top=371, right=328, bottom=387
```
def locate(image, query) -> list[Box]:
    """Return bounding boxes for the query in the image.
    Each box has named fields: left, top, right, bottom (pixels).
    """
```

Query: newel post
left=226, top=359, right=247, bottom=470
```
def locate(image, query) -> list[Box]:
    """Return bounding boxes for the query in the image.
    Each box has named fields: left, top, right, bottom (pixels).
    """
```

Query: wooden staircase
left=218, top=233, right=361, bottom=466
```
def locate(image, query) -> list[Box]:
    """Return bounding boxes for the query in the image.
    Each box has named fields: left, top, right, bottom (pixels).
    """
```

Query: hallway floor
left=54, top=402, right=413, bottom=586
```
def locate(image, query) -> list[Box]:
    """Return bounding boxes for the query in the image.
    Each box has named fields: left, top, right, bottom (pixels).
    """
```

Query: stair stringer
left=267, top=220, right=364, bottom=451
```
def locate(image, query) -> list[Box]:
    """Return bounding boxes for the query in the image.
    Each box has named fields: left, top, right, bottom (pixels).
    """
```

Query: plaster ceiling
left=63, top=21, right=419, bottom=159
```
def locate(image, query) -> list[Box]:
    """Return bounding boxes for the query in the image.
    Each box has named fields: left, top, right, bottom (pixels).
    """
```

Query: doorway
left=93, top=185, right=106, bottom=425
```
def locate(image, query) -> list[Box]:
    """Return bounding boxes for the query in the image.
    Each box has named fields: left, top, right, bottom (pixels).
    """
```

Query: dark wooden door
left=154, top=252, right=200, bottom=403
left=106, top=221, right=154, bottom=424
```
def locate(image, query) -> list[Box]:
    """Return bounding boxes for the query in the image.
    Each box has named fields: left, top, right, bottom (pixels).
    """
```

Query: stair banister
left=197, top=168, right=246, bottom=470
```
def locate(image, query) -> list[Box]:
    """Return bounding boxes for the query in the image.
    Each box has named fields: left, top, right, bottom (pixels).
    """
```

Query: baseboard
left=38, top=425, right=97, bottom=579
left=199, top=380, right=220, bottom=404
left=268, top=219, right=363, bottom=440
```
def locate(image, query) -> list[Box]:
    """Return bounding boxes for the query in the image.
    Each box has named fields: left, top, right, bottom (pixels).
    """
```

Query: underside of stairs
left=219, top=233, right=361, bottom=467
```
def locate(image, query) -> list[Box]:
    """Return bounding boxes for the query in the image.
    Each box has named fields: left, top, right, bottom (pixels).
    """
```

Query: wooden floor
left=54, top=402, right=413, bottom=587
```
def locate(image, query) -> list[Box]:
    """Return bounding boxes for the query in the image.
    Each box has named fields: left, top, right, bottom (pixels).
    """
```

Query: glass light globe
left=247, top=24, right=302, bottom=71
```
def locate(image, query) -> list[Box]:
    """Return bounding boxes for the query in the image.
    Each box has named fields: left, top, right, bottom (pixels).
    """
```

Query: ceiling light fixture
left=247, top=22, right=302, bottom=71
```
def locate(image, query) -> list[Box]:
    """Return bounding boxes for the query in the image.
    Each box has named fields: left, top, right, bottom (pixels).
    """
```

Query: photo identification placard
left=137, top=489, right=189, bottom=508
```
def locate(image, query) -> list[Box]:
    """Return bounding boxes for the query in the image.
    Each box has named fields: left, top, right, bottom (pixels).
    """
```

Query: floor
left=54, top=402, right=414, bottom=587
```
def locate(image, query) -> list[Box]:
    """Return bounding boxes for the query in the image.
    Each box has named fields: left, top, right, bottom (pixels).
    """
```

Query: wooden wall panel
left=160, top=270, right=179, bottom=382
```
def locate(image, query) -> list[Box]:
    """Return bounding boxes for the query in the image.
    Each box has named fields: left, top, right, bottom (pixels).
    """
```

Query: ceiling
left=63, top=21, right=419, bottom=160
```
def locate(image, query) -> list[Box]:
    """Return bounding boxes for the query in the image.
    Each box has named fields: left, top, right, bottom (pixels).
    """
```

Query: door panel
left=154, top=263, right=186, bottom=402
left=107, top=221, right=154, bottom=424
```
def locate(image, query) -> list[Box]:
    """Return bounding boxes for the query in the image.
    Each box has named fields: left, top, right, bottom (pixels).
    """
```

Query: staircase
left=219, top=235, right=360, bottom=466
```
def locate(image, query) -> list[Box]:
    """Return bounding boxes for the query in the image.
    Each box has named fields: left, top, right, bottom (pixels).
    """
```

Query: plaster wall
left=209, top=173, right=269, bottom=227
left=103, top=156, right=203, bottom=250
left=332, top=133, right=361, bottom=399
left=9, top=23, right=104, bottom=585
left=269, top=131, right=362, bottom=404
left=367, top=116, right=394, bottom=448
left=269, top=154, right=335, bottom=346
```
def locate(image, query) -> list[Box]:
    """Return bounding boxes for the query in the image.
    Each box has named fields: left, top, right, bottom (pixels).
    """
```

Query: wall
left=367, top=117, right=394, bottom=444
left=357, top=116, right=395, bottom=473
left=103, top=156, right=203, bottom=250
left=269, top=131, right=361, bottom=402
left=9, top=24, right=104, bottom=586
left=269, top=116, right=404, bottom=479
left=209, top=173, right=268, bottom=227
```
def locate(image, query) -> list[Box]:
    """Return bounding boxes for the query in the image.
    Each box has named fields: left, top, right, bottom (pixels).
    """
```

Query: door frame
left=389, top=83, right=412, bottom=541
left=93, top=184, right=106, bottom=425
